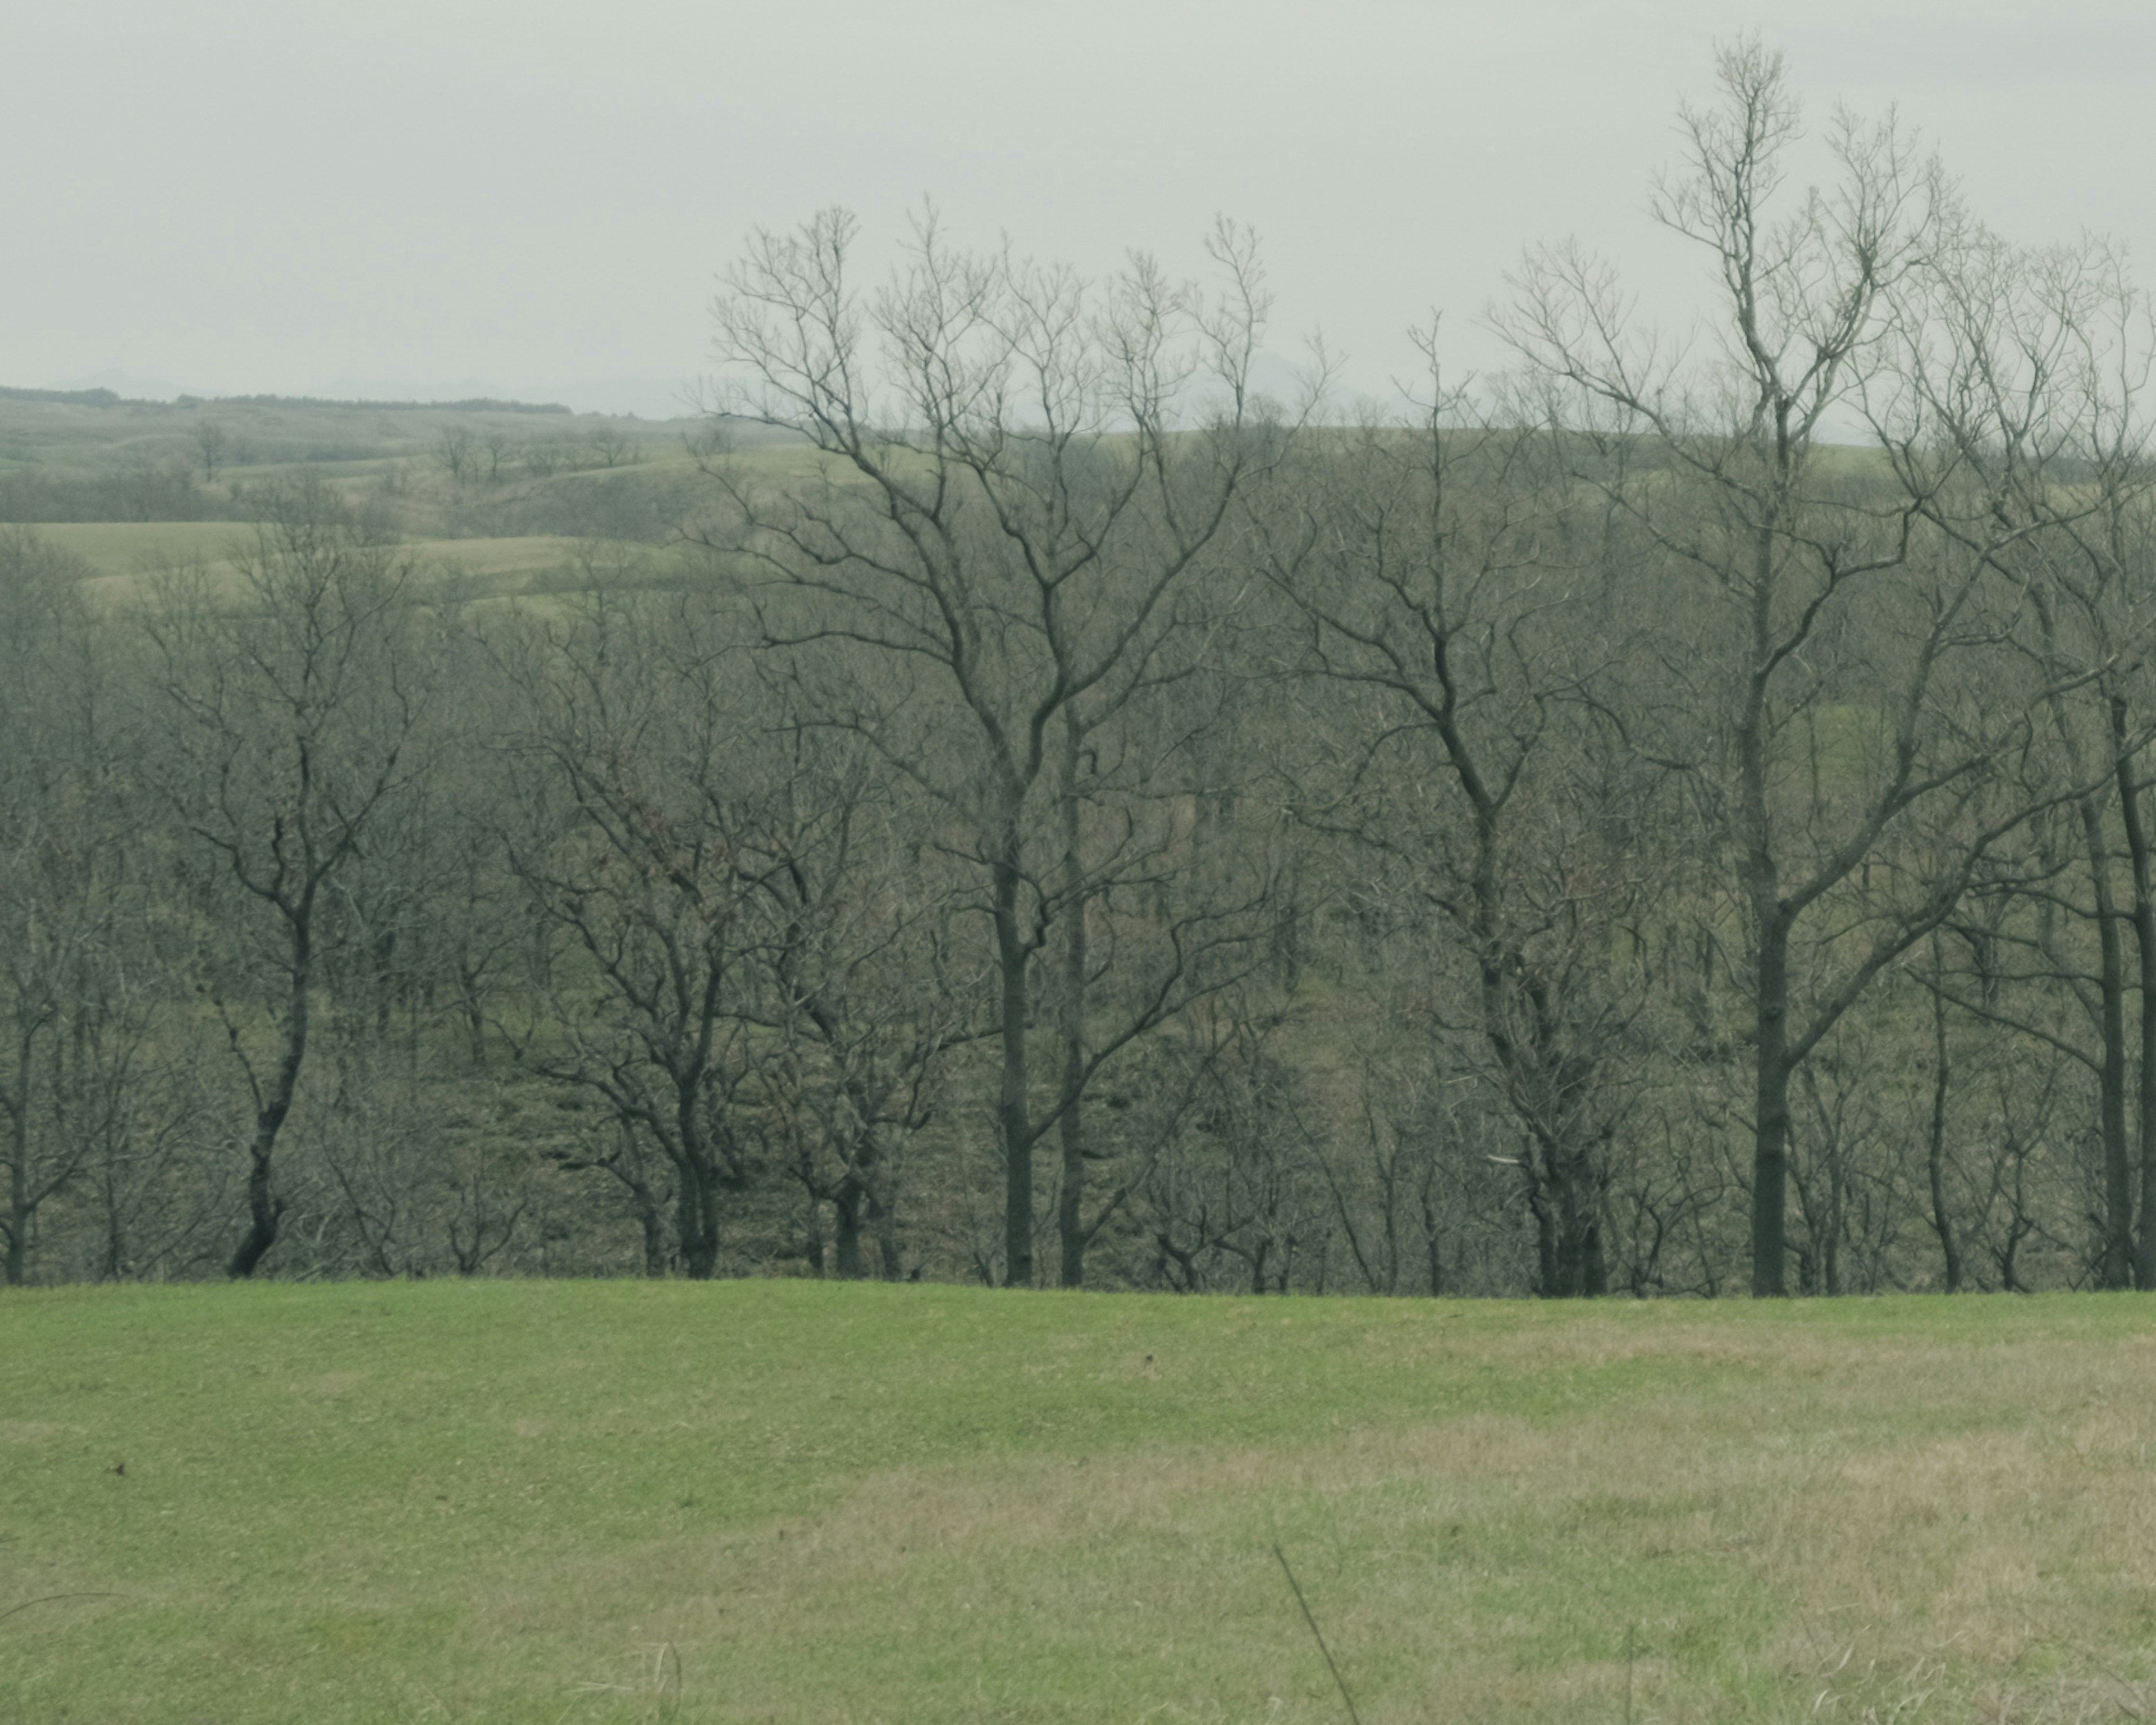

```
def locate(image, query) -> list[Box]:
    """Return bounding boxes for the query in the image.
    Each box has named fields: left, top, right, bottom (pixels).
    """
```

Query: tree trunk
left=1750, top=916, right=1793, bottom=1297
left=2034, top=591, right=2133, bottom=1286
left=2115, top=716, right=2156, bottom=1290
left=873, top=1180, right=905, bottom=1281
left=674, top=1129, right=722, bottom=1280
left=1533, top=1152, right=1610, bottom=1298
left=831, top=1181, right=865, bottom=1280
left=4, top=1092, right=26, bottom=1286
left=1057, top=717, right=1089, bottom=1289
left=227, top=940, right=310, bottom=1280
left=1560, top=1142, right=1609, bottom=1297
left=1420, top=1186, right=1446, bottom=1298
left=1530, top=1184, right=1558, bottom=1298
left=1, top=1008, right=42, bottom=1286
left=1741, top=509, right=1794, bottom=1299
left=1925, top=942, right=1963, bottom=1293
left=633, top=1176, right=668, bottom=1278
left=2080, top=787, right=2136, bottom=1290
left=992, top=825, right=1034, bottom=1289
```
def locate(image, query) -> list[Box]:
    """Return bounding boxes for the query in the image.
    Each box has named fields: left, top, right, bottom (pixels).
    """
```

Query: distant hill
left=1, top=383, right=574, bottom=416
left=0, top=384, right=132, bottom=407
left=185, top=392, right=572, bottom=415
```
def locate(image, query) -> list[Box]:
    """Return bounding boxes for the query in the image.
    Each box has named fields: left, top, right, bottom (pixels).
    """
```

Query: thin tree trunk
left=1743, top=515, right=1792, bottom=1299
left=2112, top=697, right=2156, bottom=1289
left=1750, top=916, right=1793, bottom=1297
left=4, top=1089, right=27, bottom=1287
left=2033, top=589, right=2133, bottom=1286
left=993, top=825, right=1034, bottom=1289
left=1419, top=1178, right=1446, bottom=1298
left=227, top=934, right=310, bottom=1280
left=1925, top=937, right=1963, bottom=1293
left=1568, top=1136, right=1610, bottom=1297
left=633, top=1172, right=668, bottom=1277
left=1057, top=714, right=1089, bottom=1289
left=2082, top=792, right=2135, bottom=1290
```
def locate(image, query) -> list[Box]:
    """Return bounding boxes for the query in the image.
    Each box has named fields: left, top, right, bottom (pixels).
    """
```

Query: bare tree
left=1499, top=40, right=2031, bottom=1294
left=194, top=418, right=229, bottom=485
left=432, top=426, right=477, bottom=489
left=704, top=208, right=1290, bottom=1286
left=736, top=711, right=969, bottom=1281
left=497, top=596, right=755, bottom=1277
left=1138, top=993, right=1329, bottom=1295
left=1259, top=363, right=1661, bottom=1294
left=1886, top=225, right=2156, bottom=1285
left=0, top=531, right=133, bottom=1283
left=145, top=477, right=437, bottom=1277
left=584, top=423, right=642, bottom=469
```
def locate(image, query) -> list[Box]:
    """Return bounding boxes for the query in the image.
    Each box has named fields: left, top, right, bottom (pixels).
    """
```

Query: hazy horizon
left=10, top=1, right=2153, bottom=418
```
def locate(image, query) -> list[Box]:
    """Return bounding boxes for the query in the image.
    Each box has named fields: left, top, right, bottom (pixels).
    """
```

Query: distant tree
left=194, top=419, right=230, bottom=485
left=584, top=423, right=642, bottom=469
left=432, top=426, right=477, bottom=487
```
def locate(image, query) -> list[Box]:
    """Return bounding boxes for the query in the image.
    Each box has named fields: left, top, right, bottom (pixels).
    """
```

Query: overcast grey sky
left=8, top=0, right=2152, bottom=417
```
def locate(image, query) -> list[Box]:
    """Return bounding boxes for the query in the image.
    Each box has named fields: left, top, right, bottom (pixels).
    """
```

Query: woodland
left=4, top=45, right=2154, bottom=1300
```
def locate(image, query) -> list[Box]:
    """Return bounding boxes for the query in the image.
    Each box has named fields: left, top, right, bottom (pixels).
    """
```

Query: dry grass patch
left=471, top=1320, right=2156, bottom=1721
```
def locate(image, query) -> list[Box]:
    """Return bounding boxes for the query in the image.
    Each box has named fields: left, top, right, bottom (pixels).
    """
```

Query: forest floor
left=4, top=1281, right=2153, bottom=1722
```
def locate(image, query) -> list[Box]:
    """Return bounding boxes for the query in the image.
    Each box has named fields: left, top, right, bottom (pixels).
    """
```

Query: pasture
left=5, top=1282, right=2154, bottom=1722
left=33, top=524, right=659, bottom=606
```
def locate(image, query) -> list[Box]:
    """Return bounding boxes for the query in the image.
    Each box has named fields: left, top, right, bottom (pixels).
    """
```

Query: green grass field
left=30, top=525, right=634, bottom=610
left=6, top=1284, right=2154, bottom=1723
left=37, top=524, right=590, bottom=579
left=33, top=521, right=254, bottom=572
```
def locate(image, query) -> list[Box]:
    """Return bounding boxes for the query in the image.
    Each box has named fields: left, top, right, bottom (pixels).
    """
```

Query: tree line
left=4, top=44, right=2154, bottom=1295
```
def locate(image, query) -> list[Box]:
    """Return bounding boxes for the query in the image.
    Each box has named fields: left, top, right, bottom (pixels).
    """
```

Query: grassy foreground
left=4, top=1284, right=2154, bottom=1724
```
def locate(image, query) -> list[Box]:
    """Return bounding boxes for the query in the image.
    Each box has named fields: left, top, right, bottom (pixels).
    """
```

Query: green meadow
left=6, top=1283, right=2155, bottom=1723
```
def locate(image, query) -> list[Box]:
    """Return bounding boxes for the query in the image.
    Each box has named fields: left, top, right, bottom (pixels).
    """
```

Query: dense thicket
left=5, top=46, right=2154, bottom=1294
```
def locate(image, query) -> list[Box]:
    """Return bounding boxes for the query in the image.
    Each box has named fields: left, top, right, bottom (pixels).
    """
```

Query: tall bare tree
left=1259, top=363, right=1661, bottom=1294
left=704, top=208, right=1289, bottom=1286
left=147, top=477, right=437, bottom=1277
left=1499, top=40, right=2031, bottom=1294
left=1891, top=227, right=2156, bottom=1285
left=498, top=592, right=761, bottom=1279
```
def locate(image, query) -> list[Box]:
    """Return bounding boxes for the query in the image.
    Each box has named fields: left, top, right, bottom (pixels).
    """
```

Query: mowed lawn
left=4, top=1284, right=2155, bottom=1723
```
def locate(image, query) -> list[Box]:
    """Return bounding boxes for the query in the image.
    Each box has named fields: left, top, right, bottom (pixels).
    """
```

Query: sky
left=7, top=0, right=2153, bottom=419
